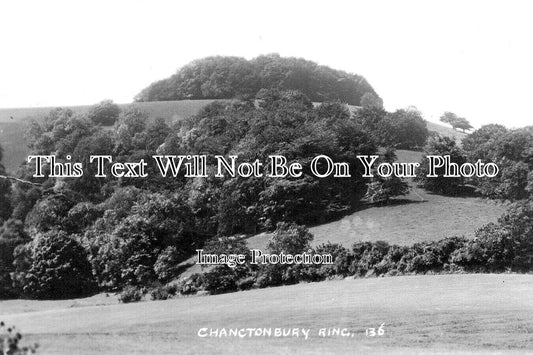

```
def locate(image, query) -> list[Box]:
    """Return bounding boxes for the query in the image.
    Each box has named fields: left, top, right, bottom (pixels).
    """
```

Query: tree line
left=0, top=86, right=531, bottom=300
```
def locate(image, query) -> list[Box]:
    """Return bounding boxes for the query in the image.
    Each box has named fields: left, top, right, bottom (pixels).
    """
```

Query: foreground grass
left=1, top=274, right=532, bottom=354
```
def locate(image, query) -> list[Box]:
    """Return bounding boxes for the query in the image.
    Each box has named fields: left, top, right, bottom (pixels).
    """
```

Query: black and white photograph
left=0, top=1, right=532, bottom=354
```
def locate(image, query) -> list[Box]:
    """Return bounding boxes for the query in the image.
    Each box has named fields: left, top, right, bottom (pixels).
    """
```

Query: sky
left=0, top=0, right=532, bottom=128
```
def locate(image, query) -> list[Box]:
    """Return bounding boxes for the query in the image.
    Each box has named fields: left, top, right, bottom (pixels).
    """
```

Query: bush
left=150, top=284, right=178, bottom=300
left=176, top=274, right=204, bottom=295
left=350, top=241, right=390, bottom=276
left=314, top=242, right=351, bottom=277
left=118, top=286, right=144, bottom=303
left=200, top=266, right=240, bottom=295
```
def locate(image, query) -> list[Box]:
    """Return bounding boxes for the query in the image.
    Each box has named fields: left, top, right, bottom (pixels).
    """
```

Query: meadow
left=1, top=274, right=532, bottom=354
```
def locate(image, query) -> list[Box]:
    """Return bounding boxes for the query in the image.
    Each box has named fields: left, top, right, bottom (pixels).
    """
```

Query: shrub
left=350, top=241, right=390, bottom=276
left=118, top=286, right=144, bottom=303
left=314, top=242, right=351, bottom=277
left=176, top=274, right=204, bottom=295
left=200, top=266, right=240, bottom=295
left=150, top=284, right=178, bottom=300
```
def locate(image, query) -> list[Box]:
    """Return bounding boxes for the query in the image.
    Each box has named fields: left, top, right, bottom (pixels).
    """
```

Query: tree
left=440, top=111, right=473, bottom=132
left=463, top=126, right=533, bottom=200
left=364, top=149, right=409, bottom=204
left=87, top=100, right=121, bottom=126
left=114, top=108, right=148, bottom=154
left=453, top=117, right=473, bottom=133
left=360, top=92, right=383, bottom=109
left=379, top=108, right=429, bottom=149
left=267, top=222, right=313, bottom=255
left=22, top=230, right=96, bottom=299
left=25, top=194, right=76, bottom=234
left=415, top=135, right=468, bottom=195
left=0, top=144, right=12, bottom=222
left=0, top=219, right=29, bottom=298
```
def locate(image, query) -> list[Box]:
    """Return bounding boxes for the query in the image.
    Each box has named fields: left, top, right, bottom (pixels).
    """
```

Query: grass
left=247, top=150, right=506, bottom=250
left=1, top=274, right=532, bottom=354
left=427, top=121, right=467, bottom=143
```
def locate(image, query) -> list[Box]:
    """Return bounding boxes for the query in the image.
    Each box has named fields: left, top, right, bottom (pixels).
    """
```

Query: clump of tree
left=134, top=54, right=380, bottom=106
left=0, top=219, right=29, bottom=298
left=87, top=100, right=121, bottom=126
left=440, top=111, right=473, bottom=133
left=355, top=106, right=429, bottom=149
left=15, top=230, right=96, bottom=299
left=415, top=135, right=468, bottom=195
left=462, top=125, right=533, bottom=200
left=364, top=149, right=409, bottom=204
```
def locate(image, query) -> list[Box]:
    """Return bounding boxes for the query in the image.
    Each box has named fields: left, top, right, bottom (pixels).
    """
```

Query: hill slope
left=1, top=274, right=532, bottom=354
left=427, top=121, right=467, bottom=143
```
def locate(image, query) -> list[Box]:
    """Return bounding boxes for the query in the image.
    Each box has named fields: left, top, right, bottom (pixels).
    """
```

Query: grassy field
left=1, top=274, right=532, bottom=354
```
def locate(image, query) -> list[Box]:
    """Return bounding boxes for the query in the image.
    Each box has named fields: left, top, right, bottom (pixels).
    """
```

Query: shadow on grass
left=424, top=185, right=481, bottom=198
left=371, top=198, right=428, bottom=208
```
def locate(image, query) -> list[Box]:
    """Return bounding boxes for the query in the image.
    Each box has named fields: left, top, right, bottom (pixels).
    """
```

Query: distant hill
left=134, top=54, right=380, bottom=105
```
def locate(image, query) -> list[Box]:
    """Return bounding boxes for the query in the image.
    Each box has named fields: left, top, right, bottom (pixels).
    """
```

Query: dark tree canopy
left=415, top=135, right=467, bottom=195
left=462, top=125, right=533, bottom=200
left=87, top=100, right=121, bottom=126
left=134, top=54, right=380, bottom=106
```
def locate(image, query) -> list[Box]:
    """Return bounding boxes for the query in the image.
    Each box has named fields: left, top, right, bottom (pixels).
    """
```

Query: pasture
left=1, top=274, right=532, bottom=354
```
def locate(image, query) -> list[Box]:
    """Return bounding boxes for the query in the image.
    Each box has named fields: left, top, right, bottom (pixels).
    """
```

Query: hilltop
left=134, top=54, right=379, bottom=105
